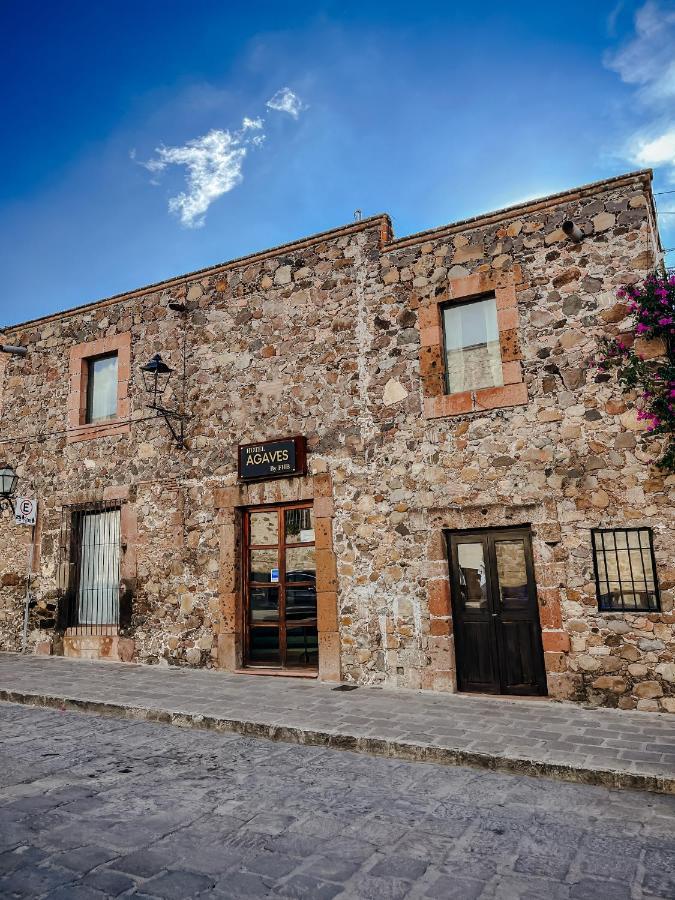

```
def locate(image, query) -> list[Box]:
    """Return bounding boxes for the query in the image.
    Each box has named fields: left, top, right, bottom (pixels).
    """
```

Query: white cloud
left=266, top=87, right=305, bottom=119
left=142, top=114, right=273, bottom=228
left=144, top=129, right=248, bottom=228
left=605, top=2, right=675, bottom=182
left=141, top=89, right=306, bottom=227
left=630, top=128, right=675, bottom=166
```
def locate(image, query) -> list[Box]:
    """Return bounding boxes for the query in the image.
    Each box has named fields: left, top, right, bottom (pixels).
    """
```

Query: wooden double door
left=446, top=528, right=547, bottom=696
left=243, top=502, right=318, bottom=670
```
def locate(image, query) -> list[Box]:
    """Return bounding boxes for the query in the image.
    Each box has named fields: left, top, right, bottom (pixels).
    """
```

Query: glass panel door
left=447, top=528, right=547, bottom=696
left=244, top=503, right=317, bottom=670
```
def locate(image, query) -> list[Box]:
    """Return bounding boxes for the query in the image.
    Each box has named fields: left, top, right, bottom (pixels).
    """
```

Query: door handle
left=491, top=613, right=498, bottom=617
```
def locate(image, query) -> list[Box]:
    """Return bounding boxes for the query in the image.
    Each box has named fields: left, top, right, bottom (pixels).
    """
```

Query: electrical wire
left=0, top=414, right=164, bottom=447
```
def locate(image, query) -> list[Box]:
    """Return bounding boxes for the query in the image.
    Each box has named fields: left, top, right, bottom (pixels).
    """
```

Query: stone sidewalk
left=1, top=652, right=674, bottom=795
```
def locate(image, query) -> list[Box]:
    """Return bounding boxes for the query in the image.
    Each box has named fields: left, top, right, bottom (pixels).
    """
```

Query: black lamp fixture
left=140, top=354, right=187, bottom=449
left=0, top=463, right=18, bottom=513
left=141, top=354, right=173, bottom=403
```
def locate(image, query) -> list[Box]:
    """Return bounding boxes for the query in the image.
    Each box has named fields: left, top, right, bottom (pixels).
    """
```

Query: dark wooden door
left=243, top=503, right=318, bottom=670
left=446, top=528, right=547, bottom=696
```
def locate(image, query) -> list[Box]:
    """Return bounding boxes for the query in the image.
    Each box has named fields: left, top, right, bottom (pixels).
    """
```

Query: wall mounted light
left=140, top=354, right=187, bottom=449
left=0, top=463, right=18, bottom=513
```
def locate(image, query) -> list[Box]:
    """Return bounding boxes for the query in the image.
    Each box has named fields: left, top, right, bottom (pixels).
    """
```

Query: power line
left=0, top=414, right=163, bottom=448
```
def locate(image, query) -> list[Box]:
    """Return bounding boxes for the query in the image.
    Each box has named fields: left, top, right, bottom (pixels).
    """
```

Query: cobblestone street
left=1, top=702, right=674, bottom=898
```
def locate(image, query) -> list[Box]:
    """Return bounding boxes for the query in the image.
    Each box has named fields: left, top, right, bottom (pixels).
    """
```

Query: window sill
left=67, top=420, right=131, bottom=444
left=424, top=382, right=528, bottom=419
left=597, top=609, right=660, bottom=615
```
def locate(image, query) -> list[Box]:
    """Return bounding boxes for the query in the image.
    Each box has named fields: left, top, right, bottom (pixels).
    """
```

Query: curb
left=2, top=688, right=673, bottom=795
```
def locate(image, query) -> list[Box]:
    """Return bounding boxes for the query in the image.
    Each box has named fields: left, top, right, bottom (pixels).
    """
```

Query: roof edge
left=385, top=169, right=655, bottom=251
left=3, top=214, right=391, bottom=334
left=3, top=168, right=657, bottom=334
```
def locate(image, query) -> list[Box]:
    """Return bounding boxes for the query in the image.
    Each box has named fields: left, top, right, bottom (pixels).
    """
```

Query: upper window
left=86, top=353, right=118, bottom=424
left=442, top=296, right=504, bottom=394
left=592, top=528, right=660, bottom=613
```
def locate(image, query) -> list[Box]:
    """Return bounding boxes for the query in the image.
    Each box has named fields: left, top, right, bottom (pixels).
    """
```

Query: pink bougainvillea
left=594, top=272, right=674, bottom=472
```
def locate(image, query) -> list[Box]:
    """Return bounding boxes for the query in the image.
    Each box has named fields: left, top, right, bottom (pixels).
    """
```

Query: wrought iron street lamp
left=0, top=463, right=18, bottom=513
left=141, top=354, right=173, bottom=404
left=140, top=354, right=186, bottom=449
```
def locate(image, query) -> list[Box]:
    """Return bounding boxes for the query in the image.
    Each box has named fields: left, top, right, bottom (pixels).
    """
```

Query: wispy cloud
left=605, top=1, right=675, bottom=181
left=266, top=87, right=306, bottom=119
left=140, top=88, right=305, bottom=227
left=143, top=126, right=252, bottom=228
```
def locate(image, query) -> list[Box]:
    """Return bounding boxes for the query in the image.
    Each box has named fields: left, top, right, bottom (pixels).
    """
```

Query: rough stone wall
left=0, top=172, right=673, bottom=711
left=0, top=222, right=388, bottom=672
left=364, top=172, right=674, bottom=711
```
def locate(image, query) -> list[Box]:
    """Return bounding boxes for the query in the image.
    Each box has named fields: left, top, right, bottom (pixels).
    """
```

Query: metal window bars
left=57, top=500, right=123, bottom=635
left=591, top=528, right=661, bottom=613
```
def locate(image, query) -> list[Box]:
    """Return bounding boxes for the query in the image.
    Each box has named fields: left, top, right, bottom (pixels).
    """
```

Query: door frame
left=242, top=499, right=318, bottom=671
left=446, top=526, right=547, bottom=696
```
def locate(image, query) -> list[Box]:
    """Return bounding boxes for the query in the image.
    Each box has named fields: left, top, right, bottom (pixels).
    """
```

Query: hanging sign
left=14, top=498, right=38, bottom=526
left=238, top=436, right=306, bottom=482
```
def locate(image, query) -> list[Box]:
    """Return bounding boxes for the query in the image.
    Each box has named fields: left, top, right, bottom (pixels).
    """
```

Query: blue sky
left=2, top=0, right=675, bottom=324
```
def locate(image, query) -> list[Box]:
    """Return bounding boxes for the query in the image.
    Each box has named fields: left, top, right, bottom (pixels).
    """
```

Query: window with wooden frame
left=592, top=528, right=660, bottom=613
left=243, top=502, right=318, bottom=670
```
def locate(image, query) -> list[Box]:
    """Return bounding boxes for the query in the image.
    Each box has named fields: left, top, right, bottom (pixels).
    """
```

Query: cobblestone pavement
left=1, top=702, right=675, bottom=899
left=2, top=654, right=675, bottom=793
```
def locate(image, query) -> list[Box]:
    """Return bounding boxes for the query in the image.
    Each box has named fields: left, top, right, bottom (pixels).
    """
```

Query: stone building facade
left=1, top=168, right=673, bottom=712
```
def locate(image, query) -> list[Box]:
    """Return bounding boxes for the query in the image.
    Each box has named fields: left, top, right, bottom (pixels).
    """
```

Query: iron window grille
left=591, top=528, right=660, bottom=613
left=56, top=500, right=129, bottom=634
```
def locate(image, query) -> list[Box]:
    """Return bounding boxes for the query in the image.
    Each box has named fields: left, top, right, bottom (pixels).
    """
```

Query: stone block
left=542, top=630, right=570, bottom=653
left=546, top=672, right=583, bottom=700
left=314, top=517, right=333, bottom=550
left=474, top=382, right=528, bottom=411
left=591, top=675, right=627, bottom=693
left=499, top=328, right=521, bottom=361
left=312, top=473, right=332, bottom=498
left=427, top=579, right=451, bottom=617
left=318, top=631, right=341, bottom=682
left=544, top=651, right=567, bottom=673
left=217, top=633, right=239, bottom=671
left=633, top=680, right=663, bottom=699
left=215, top=486, right=241, bottom=509
left=313, top=497, right=334, bottom=518
left=316, top=549, right=338, bottom=593
left=424, top=392, right=472, bottom=418
left=317, top=592, right=338, bottom=632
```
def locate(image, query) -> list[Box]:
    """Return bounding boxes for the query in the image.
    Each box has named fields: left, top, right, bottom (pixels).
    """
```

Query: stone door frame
left=425, top=500, right=569, bottom=697
left=215, top=473, right=341, bottom=682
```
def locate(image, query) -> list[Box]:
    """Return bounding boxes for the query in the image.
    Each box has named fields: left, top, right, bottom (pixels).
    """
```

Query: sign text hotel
left=238, top=436, right=306, bottom=481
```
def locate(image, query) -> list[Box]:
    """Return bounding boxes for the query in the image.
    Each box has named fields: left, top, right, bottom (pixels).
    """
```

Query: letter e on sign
left=14, top=498, right=37, bottom=526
